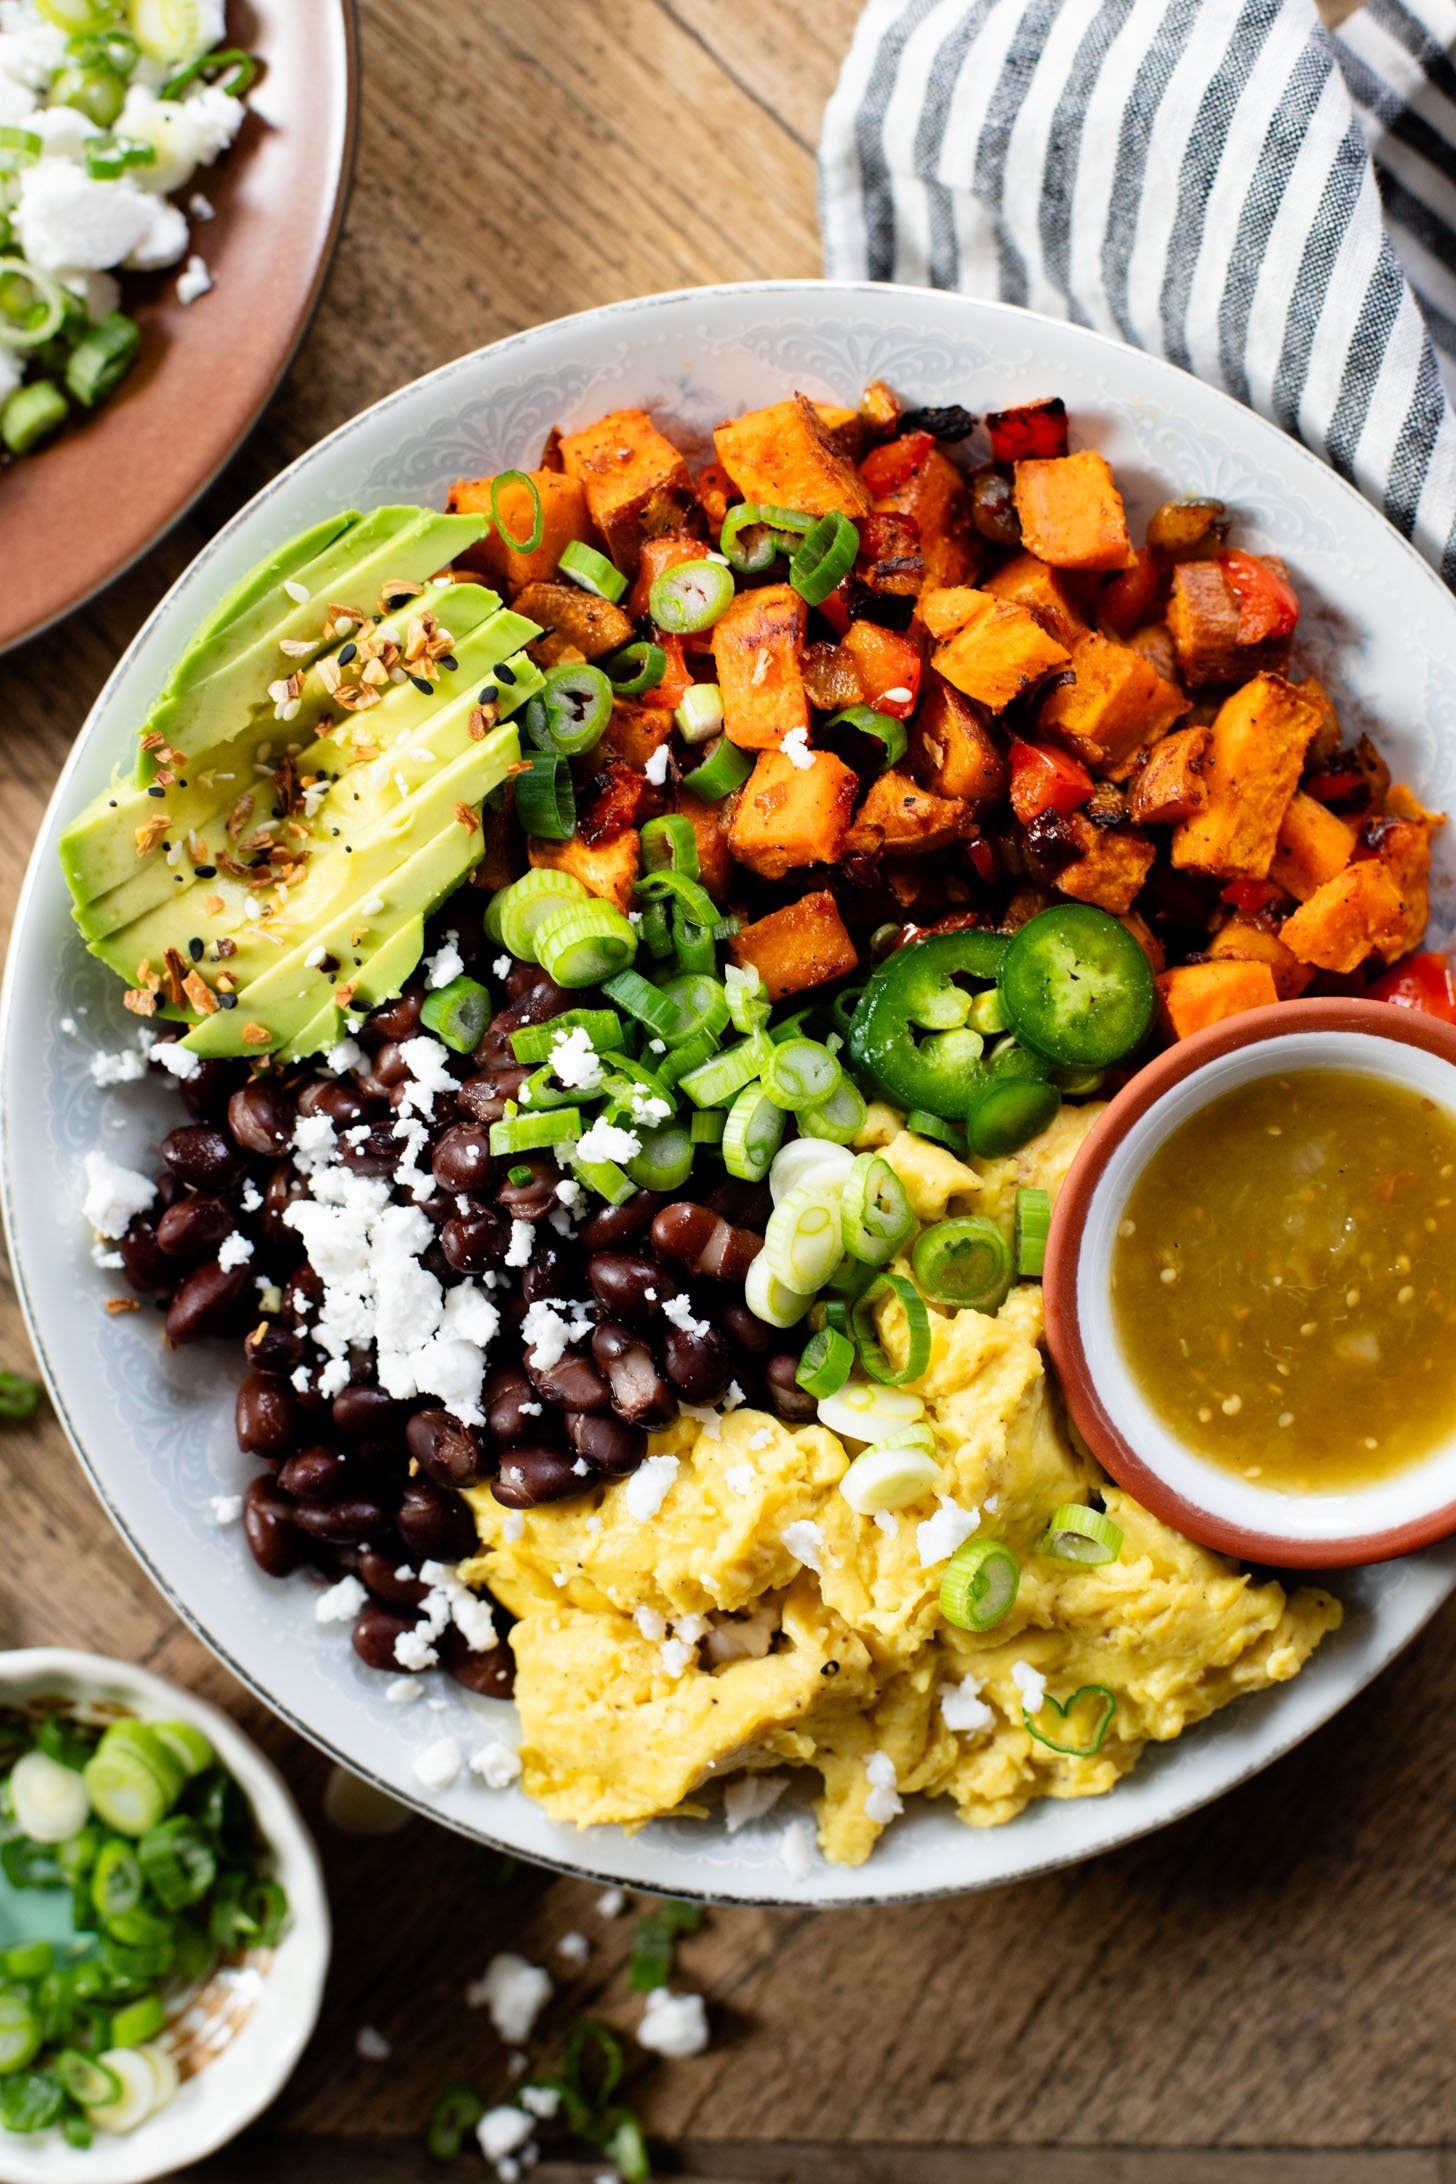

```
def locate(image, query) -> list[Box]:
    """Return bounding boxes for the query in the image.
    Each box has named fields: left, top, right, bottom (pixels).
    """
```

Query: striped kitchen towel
left=819, top=0, right=1456, bottom=585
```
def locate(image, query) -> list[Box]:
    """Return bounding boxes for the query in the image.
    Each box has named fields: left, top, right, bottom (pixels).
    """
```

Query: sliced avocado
left=62, top=583, right=513, bottom=924
left=134, top=506, right=488, bottom=784
left=285, top=920, right=427, bottom=1061
left=181, top=512, right=361, bottom=662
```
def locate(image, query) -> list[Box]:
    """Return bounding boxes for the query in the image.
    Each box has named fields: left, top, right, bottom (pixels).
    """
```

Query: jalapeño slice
left=846, top=931, right=1008, bottom=1119
left=998, top=905, right=1154, bottom=1069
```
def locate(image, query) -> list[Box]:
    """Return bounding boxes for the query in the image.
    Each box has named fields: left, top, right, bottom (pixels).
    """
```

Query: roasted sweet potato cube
left=1126, top=621, right=1180, bottom=685
left=711, top=583, right=809, bottom=750
left=1206, top=916, right=1313, bottom=999
left=910, top=673, right=1006, bottom=805
left=726, top=748, right=859, bottom=880
left=672, top=787, right=733, bottom=900
left=1165, top=560, right=1287, bottom=687
left=1128, top=726, right=1209, bottom=826
left=598, top=700, right=673, bottom=773
left=1012, top=450, right=1133, bottom=572
left=1052, top=816, right=1156, bottom=916
left=1156, top=959, right=1279, bottom=1039
left=448, top=470, right=591, bottom=594
left=1278, top=859, right=1407, bottom=973
left=1268, top=791, right=1357, bottom=902
left=930, top=592, right=1069, bottom=713
left=918, top=585, right=983, bottom=641
left=514, top=580, right=634, bottom=663
left=528, top=828, right=641, bottom=911
left=1371, top=817, right=1435, bottom=963
left=713, top=393, right=872, bottom=519
left=558, top=408, right=695, bottom=571
left=813, top=402, right=867, bottom=461
left=873, top=447, right=981, bottom=590
left=730, top=891, right=859, bottom=1001
left=983, top=551, right=1090, bottom=649
left=846, top=769, right=967, bottom=858
left=1038, top=631, right=1189, bottom=775
left=1171, top=673, right=1321, bottom=881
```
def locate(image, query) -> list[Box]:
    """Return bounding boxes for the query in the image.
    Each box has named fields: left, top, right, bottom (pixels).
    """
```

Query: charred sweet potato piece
left=801, top=641, right=866, bottom=713
left=598, top=700, right=673, bottom=772
left=448, top=470, right=591, bottom=594
left=1012, top=450, right=1133, bottom=571
left=629, top=535, right=709, bottom=619
left=1051, top=816, right=1156, bottom=916
left=1128, top=726, right=1209, bottom=826
left=1369, top=816, right=1435, bottom=963
left=579, top=760, right=653, bottom=847
left=1156, top=959, right=1278, bottom=1039
left=1278, top=859, right=1407, bottom=973
left=1038, top=631, right=1189, bottom=775
left=927, top=590, right=1069, bottom=712
left=515, top=581, right=634, bottom=663
left=1268, top=791, right=1357, bottom=903
left=711, top=583, right=809, bottom=751
left=558, top=408, right=695, bottom=572
left=713, top=393, right=873, bottom=520
left=983, top=551, right=1090, bottom=650
left=853, top=512, right=924, bottom=602
left=1126, top=621, right=1180, bottom=685
left=873, top=447, right=981, bottom=591
left=846, top=769, right=968, bottom=858
left=730, top=891, right=859, bottom=1001
left=727, top=748, right=858, bottom=880
left=672, top=787, right=733, bottom=901
left=529, top=828, right=640, bottom=911
left=1171, top=673, right=1321, bottom=881
left=910, top=673, right=1006, bottom=805
left=919, top=586, right=983, bottom=640
left=814, top=402, right=867, bottom=461
left=1165, top=560, right=1288, bottom=687
left=1206, top=915, right=1313, bottom=1000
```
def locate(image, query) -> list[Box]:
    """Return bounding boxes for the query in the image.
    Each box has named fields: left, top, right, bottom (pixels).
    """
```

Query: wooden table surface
left=3, top=1, right=1449, bottom=2178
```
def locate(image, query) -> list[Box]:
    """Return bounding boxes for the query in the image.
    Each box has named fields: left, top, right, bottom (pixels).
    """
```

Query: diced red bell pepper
left=860, top=430, right=935, bottom=497
left=818, top=581, right=852, bottom=636
left=1008, top=740, right=1094, bottom=825
left=1367, top=951, right=1456, bottom=1024
left=1219, top=877, right=1283, bottom=914
left=841, top=620, right=922, bottom=718
left=1220, top=551, right=1299, bottom=645
left=1304, top=765, right=1366, bottom=807
left=651, top=631, right=693, bottom=712
left=966, top=836, right=999, bottom=885
left=986, top=398, right=1069, bottom=465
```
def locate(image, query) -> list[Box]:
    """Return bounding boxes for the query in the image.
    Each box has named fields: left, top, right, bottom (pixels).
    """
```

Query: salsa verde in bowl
left=1045, top=999, right=1456, bottom=1567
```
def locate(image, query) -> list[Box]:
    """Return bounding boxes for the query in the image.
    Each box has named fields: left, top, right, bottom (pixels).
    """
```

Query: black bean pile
left=109, top=926, right=814, bottom=1686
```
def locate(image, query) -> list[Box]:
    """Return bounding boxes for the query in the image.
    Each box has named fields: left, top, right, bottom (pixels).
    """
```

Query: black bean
left=331, top=1382, right=411, bottom=1441
left=243, top=1475, right=302, bottom=1577
left=261, top=1160, right=308, bottom=1245
left=365, top=987, right=424, bottom=1045
left=352, top=1603, right=419, bottom=1672
left=357, top=1548, right=429, bottom=1611
left=440, top=1208, right=511, bottom=1274
left=406, top=1408, right=489, bottom=1489
left=456, top=1066, right=528, bottom=1126
left=650, top=1201, right=761, bottom=1281
left=565, top=1409, right=646, bottom=1474
left=705, top=1177, right=773, bottom=1231
left=396, top=1475, right=477, bottom=1560
left=278, top=1447, right=354, bottom=1501
left=236, top=1371, right=300, bottom=1460
left=484, top=1364, right=541, bottom=1443
left=440, top=1625, right=515, bottom=1696
left=765, top=1352, right=818, bottom=1423
left=161, top=1123, right=244, bottom=1191
left=527, top=1347, right=611, bottom=1414
left=164, top=1258, right=255, bottom=1344
left=117, top=1216, right=173, bottom=1298
left=587, top=1251, right=661, bottom=1329
left=662, top=1321, right=730, bottom=1403
left=290, top=1493, right=389, bottom=1544
left=591, top=1323, right=678, bottom=1428
left=296, top=1078, right=369, bottom=1128
left=244, top=1321, right=306, bottom=1377
left=155, top=1194, right=235, bottom=1261
left=577, top=1190, right=666, bottom=1252
left=499, top=1158, right=559, bottom=1221
left=227, top=1078, right=293, bottom=1156
left=723, top=1302, right=776, bottom=1357
left=431, top=1124, right=494, bottom=1196
left=177, top=1055, right=245, bottom=1121
left=498, top=969, right=573, bottom=1024
left=521, top=1241, right=582, bottom=1305
left=492, top=1446, right=589, bottom=1508
left=339, top=1122, right=404, bottom=1176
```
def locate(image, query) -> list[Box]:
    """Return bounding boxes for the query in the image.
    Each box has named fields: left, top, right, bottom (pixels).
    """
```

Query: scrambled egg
left=462, top=1114, right=1341, bottom=1867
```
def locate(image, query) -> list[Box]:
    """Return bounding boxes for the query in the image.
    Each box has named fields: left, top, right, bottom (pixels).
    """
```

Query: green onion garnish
left=765, top=1183, right=844, bottom=1293
left=1024, top=1684, right=1118, bottom=1757
left=850, top=1273, right=931, bottom=1386
left=719, top=500, right=814, bottom=574
left=939, top=1538, right=1020, bottom=1632
left=557, top=536, right=627, bottom=603
left=161, top=45, right=257, bottom=98
left=675, top=682, right=725, bottom=743
left=507, top=1164, right=534, bottom=1186
left=682, top=735, right=753, bottom=802
left=488, top=1108, right=582, bottom=1156
left=0, top=127, right=42, bottom=168
left=721, top=1082, right=784, bottom=1181
left=689, top=1109, right=725, bottom=1144
left=797, top=1074, right=868, bottom=1146
left=492, top=867, right=588, bottom=959
left=419, top=975, right=492, bottom=1054
left=911, top=1215, right=1013, bottom=1313
left=601, top=967, right=681, bottom=1042
left=426, top=2085, right=486, bottom=2161
left=678, top=1029, right=773, bottom=1109
left=65, top=310, right=141, bottom=409
left=641, top=813, right=701, bottom=880
left=628, top=1899, right=701, bottom=1992
left=657, top=1027, right=720, bottom=1089
left=627, top=1120, right=695, bottom=1193
left=796, top=1326, right=855, bottom=1400
left=1039, top=1504, right=1123, bottom=1566
left=602, top=641, right=667, bottom=696
left=489, top=468, right=544, bottom=553
left=647, top=558, right=735, bottom=634
left=0, top=259, right=66, bottom=352
left=825, top=702, right=908, bottom=770
left=904, top=1109, right=964, bottom=1153
left=514, top=749, right=576, bottom=840
left=510, top=1008, right=624, bottom=1064
left=839, top=1153, right=914, bottom=1266
left=532, top=901, right=638, bottom=988
left=1014, top=1187, right=1052, bottom=1278
left=763, top=1036, right=842, bottom=1113
left=526, top=662, right=613, bottom=758
left=656, top=970, right=728, bottom=1046
left=789, top=512, right=859, bottom=605
left=83, top=134, right=156, bottom=179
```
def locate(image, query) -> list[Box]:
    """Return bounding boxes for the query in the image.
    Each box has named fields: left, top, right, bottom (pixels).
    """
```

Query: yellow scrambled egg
left=461, top=1113, right=1341, bottom=1867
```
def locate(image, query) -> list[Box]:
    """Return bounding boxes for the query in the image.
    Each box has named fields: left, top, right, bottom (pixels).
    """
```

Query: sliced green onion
left=840, top=1153, right=915, bottom=1267
left=0, top=1989, right=41, bottom=2074
left=557, top=537, right=627, bottom=603
left=649, top=558, right=735, bottom=633
left=1, top=1943, right=51, bottom=1982
left=965, top=1076, right=1061, bottom=1160
left=683, top=735, right=753, bottom=801
left=8, top=1750, right=88, bottom=1844
left=1, top=380, right=67, bottom=456
left=573, top=1155, right=637, bottom=1206
left=85, top=2043, right=161, bottom=2132
left=798, top=1074, right=867, bottom=1146
left=83, top=1726, right=180, bottom=1838
left=1040, top=1504, right=1123, bottom=1566
left=721, top=1082, right=785, bottom=1181
left=912, top=1216, right=1013, bottom=1313
left=91, top=1839, right=144, bottom=1919
left=506, top=1164, right=533, bottom=1186
left=690, top=1108, right=725, bottom=1145
left=160, top=44, right=257, bottom=97
left=84, top=133, right=156, bottom=179
left=488, top=1108, right=582, bottom=1155
left=66, top=27, right=140, bottom=71
left=55, top=2051, right=122, bottom=2108
left=679, top=1029, right=773, bottom=1109
left=419, top=975, right=491, bottom=1054
left=602, top=641, right=666, bottom=696
left=763, top=1037, right=841, bottom=1112
left=789, top=512, right=859, bottom=605
left=524, top=662, right=613, bottom=759
left=817, top=1379, right=924, bottom=1443
left=826, top=703, right=908, bottom=770
left=724, top=965, right=769, bottom=1036
left=137, top=1816, right=217, bottom=1910
left=511, top=1008, right=623, bottom=1064
left=635, top=866, right=720, bottom=932
left=627, top=1120, right=695, bottom=1193
left=532, top=900, right=637, bottom=987
left=641, top=813, right=700, bottom=880
left=770, top=1138, right=856, bottom=1202
left=0, top=1371, right=40, bottom=1423
left=850, top=1273, right=931, bottom=1386
left=657, top=971, right=728, bottom=1045
left=490, top=469, right=544, bottom=553
left=426, top=2085, right=487, bottom=2162
left=493, top=867, right=587, bottom=959
left=672, top=913, right=716, bottom=976
left=0, top=2068, right=62, bottom=2133
left=719, top=501, right=814, bottom=574
left=840, top=1437, right=941, bottom=1514
left=743, top=1251, right=813, bottom=1330
left=765, top=1183, right=844, bottom=1293
left=1014, top=1187, right=1052, bottom=1278
left=939, top=1538, right=1020, bottom=1632
left=515, top=750, right=577, bottom=840
left=675, top=682, right=724, bottom=743
left=0, top=127, right=41, bottom=168
left=602, top=967, right=681, bottom=1041
left=0, top=259, right=65, bottom=351
left=796, top=1326, right=854, bottom=1400
left=1024, top=1684, right=1118, bottom=1758
left=147, top=1722, right=212, bottom=1777
left=905, top=1109, right=965, bottom=1154
left=657, top=1028, right=719, bottom=1089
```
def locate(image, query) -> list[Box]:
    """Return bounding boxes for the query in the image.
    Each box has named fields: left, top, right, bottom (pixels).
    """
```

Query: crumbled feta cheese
left=780, top=1519, right=827, bottom=1574
left=476, top=2107, right=535, bottom=2163
left=315, top=1575, right=368, bottom=1625
left=637, top=1988, right=709, bottom=2058
left=553, top=1933, right=589, bottom=1968
left=384, top=1677, right=424, bottom=1706
left=82, top=1150, right=154, bottom=1240
left=863, top=1749, right=903, bottom=1825
left=780, top=1817, right=816, bottom=1880
left=425, top=935, right=464, bottom=990
left=596, top=1888, right=626, bottom=1918
left=16, top=162, right=156, bottom=272
left=90, top=1047, right=147, bottom=1086
left=659, top=1637, right=694, bottom=1677
left=208, top=1493, right=242, bottom=1526
left=748, top=1427, right=774, bottom=1451
left=575, top=1116, right=640, bottom=1165
left=493, top=954, right=513, bottom=978
left=466, top=1953, right=552, bottom=2043
left=216, top=1231, right=254, bottom=1271
left=723, top=1774, right=788, bottom=1833
left=520, top=1296, right=591, bottom=1373
left=505, top=1219, right=534, bottom=1269
left=176, top=250, right=212, bottom=304
left=780, top=725, right=815, bottom=770
left=633, top=1605, right=667, bottom=1643
left=413, top=1737, right=461, bottom=1793
left=725, top=1464, right=756, bottom=1495
left=125, top=193, right=188, bottom=269
left=240, top=1179, right=263, bottom=1213
left=548, top=1025, right=603, bottom=1092
left=916, top=1497, right=980, bottom=1568
left=661, top=1292, right=709, bottom=1338
left=189, top=191, right=214, bottom=220
left=1011, top=1660, right=1047, bottom=1715
left=941, top=1676, right=995, bottom=1735
left=470, top=1740, right=523, bottom=1790
left=643, top=741, right=669, bottom=785
left=624, top=1453, right=679, bottom=1521
left=355, top=2025, right=391, bottom=2060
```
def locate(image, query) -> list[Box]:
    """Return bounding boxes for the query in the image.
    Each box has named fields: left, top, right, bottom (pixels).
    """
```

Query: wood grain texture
left=2, top=0, right=1439, bottom=2176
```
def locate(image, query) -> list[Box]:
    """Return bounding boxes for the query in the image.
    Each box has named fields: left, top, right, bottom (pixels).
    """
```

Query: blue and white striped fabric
left=819, top=0, right=1456, bottom=584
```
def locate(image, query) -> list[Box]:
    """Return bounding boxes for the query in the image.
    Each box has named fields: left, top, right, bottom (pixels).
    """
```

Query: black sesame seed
left=440, top=654, right=458, bottom=672
left=178, top=780, right=188, bottom=788
left=496, top=662, right=517, bottom=685
left=174, top=875, right=185, bottom=883
left=187, top=938, right=204, bottom=962
left=108, top=799, right=117, bottom=809
left=385, top=594, right=411, bottom=611
left=219, top=992, right=238, bottom=1010
left=147, top=785, right=166, bottom=799
left=478, top=684, right=498, bottom=705
left=160, top=842, right=171, bottom=853
left=338, top=641, right=358, bottom=666
left=194, top=865, right=216, bottom=877
left=409, top=674, right=432, bottom=696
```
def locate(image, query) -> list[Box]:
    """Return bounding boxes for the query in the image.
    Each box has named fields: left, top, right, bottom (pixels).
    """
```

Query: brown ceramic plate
left=0, top=0, right=359, bottom=656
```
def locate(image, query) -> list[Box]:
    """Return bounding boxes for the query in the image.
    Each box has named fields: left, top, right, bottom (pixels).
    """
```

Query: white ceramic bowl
left=1046, top=1000, right=1456, bottom=1567
left=7, top=282, right=1456, bottom=1906
left=0, top=1652, right=329, bottom=2184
